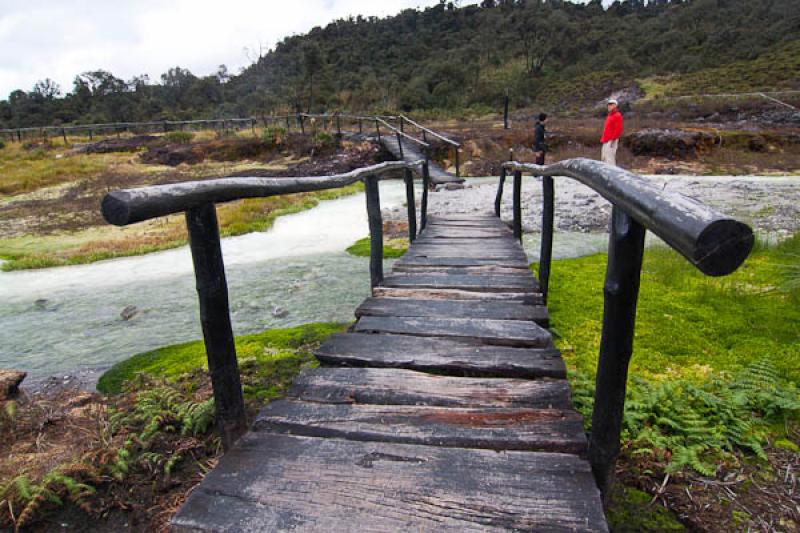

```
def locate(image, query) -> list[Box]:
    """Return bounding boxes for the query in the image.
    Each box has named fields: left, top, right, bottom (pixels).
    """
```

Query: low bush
left=164, top=131, right=195, bottom=144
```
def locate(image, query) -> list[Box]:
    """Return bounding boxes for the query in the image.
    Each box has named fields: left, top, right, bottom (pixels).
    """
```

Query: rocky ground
left=385, top=174, right=800, bottom=238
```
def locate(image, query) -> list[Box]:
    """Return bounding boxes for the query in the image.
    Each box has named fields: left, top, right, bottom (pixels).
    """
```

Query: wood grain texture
left=355, top=297, right=549, bottom=326
left=316, top=333, right=565, bottom=378
left=354, top=316, right=551, bottom=347
left=254, top=400, right=587, bottom=454
left=289, top=367, right=572, bottom=408
left=394, top=255, right=530, bottom=268
left=172, top=433, right=607, bottom=532
left=372, top=286, right=544, bottom=304
left=381, top=274, right=538, bottom=293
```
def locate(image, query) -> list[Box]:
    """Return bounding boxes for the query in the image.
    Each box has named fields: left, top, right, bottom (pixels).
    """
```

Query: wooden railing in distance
left=499, top=157, right=754, bottom=499
left=400, top=114, right=462, bottom=177
left=101, top=160, right=429, bottom=450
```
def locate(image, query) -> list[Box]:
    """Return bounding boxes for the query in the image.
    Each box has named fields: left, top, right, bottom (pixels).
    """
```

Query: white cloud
left=0, top=0, right=444, bottom=98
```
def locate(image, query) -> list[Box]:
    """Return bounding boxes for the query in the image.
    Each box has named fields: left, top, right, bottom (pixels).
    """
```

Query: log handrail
left=399, top=114, right=460, bottom=147
left=502, top=158, right=753, bottom=277
left=101, top=159, right=430, bottom=451
left=498, top=157, right=754, bottom=499
left=102, top=161, right=422, bottom=226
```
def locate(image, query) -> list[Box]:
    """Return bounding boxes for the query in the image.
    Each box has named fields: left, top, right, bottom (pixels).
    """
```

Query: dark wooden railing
left=399, top=115, right=462, bottom=177
left=498, top=157, right=754, bottom=498
left=102, top=160, right=429, bottom=450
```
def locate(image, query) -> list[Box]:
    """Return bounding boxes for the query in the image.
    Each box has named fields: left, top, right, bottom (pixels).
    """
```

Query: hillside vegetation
left=2, top=0, right=799, bottom=127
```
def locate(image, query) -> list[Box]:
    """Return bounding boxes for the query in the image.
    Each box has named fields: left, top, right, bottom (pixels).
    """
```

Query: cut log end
left=694, top=219, right=754, bottom=276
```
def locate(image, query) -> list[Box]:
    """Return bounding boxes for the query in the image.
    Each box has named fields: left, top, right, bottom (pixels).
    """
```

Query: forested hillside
left=2, top=0, right=799, bottom=128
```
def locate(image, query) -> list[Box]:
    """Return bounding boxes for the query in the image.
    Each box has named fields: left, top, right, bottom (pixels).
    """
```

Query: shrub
left=164, top=131, right=194, bottom=144
left=313, top=131, right=336, bottom=147
left=262, top=127, right=287, bottom=147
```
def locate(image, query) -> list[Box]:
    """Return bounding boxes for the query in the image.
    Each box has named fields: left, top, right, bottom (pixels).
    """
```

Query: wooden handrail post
left=336, top=115, right=342, bottom=137
left=358, top=119, right=363, bottom=134
left=512, top=170, right=522, bottom=241
left=455, top=148, right=461, bottom=178
left=375, top=119, right=381, bottom=142
left=404, top=168, right=417, bottom=242
left=494, top=167, right=506, bottom=217
left=364, top=176, right=384, bottom=289
left=399, top=115, right=404, bottom=133
left=185, top=203, right=247, bottom=451
left=396, top=131, right=404, bottom=159
left=539, top=176, right=554, bottom=303
left=588, top=207, right=646, bottom=501
left=421, top=160, right=430, bottom=230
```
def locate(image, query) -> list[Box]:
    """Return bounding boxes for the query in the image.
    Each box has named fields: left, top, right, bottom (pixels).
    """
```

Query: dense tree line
left=2, top=0, right=798, bottom=128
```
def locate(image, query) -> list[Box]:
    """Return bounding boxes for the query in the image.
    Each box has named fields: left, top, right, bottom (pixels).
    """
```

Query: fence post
left=16, top=129, right=21, bottom=142
left=364, top=176, right=384, bottom=289
left=504, top=90, right=510, bottom=130
left=404, top=168, right=417, bottom=242
left=89, top=129, right=93, bottom=141
left=494, top=167, right=506, bottom=217
left=358, top=119, right=363, bottom=134
left=375, top=119, right=381, bottom=143
left=539, top=175, right=554, bottom=303
left=396, top=131, right=404, bottom=159
left=588, top=207, right=646, bottom=501
left=62, top=128, right=68, bottom=145
left=336, top=115, right=342, bottom=137
left=299, top=115, right=305, bottom=135
left=421, top=160, right=430, bottom=230
left=512, top=170, right=522, bottom=241
left=455, top=147, right=461, bottom=178
left=399, top=115, right=404, bottom=133
left=285, top=115, right=291, bottom=131
left=251, top=118, right=256, bottom=136
left=185, top=203, right=247, bottom=451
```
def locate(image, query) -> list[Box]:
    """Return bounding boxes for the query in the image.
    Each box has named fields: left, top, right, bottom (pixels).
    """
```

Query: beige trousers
left=601, top=139, right=619, bottom=166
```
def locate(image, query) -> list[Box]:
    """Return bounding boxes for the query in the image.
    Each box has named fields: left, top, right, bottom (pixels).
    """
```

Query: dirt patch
left=73, top=135, right=162, bottom=155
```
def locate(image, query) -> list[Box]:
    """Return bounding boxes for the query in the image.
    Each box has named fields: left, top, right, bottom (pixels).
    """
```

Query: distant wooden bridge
left=100, top=117, right=754, bottom=531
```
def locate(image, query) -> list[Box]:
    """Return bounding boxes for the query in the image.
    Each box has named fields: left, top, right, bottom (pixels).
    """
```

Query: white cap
left=608, top=98, right=619, bottom=105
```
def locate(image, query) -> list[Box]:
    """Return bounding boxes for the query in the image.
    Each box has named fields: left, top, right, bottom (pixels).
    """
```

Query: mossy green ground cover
left=97, top=323, right=347, bottom=397
left=346, top=236, right=409, bottom=258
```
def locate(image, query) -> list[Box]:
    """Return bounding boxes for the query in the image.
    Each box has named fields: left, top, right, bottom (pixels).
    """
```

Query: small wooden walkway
left=173, top=214, right=607, bottom=532
left=379, top=134, right=464, bottom=185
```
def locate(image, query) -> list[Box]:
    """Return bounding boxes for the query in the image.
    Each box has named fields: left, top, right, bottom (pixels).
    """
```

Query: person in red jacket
left=601, top=99, right=624, bottom=166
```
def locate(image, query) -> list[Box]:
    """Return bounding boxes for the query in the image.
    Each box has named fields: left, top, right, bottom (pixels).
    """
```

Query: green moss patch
left=97, top=322, right=347, bottom=395
left=346, top=236, right=409, bottom=258
left=607, top=487, right=685, bottom=532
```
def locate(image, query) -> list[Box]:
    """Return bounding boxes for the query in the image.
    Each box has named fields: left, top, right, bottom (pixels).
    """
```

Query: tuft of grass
left=97, top=322, right=347, bottom=395
left=346, top=236, right=409, bottom=258
left=163, top=131, right=194, bottom=144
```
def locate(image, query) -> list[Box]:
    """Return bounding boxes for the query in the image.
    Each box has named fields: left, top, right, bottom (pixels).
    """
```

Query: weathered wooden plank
left=391, top=264, right=531, bottom=275
left=419, top=231, right=512, bottom=239
left=413, top=237, right=521, bottom=247
left=426, top=219, right=503, bottom=228
left=355, top=297, right=549, bottom=326
left=289, top=367, right=572, bottom=408
left=353, top=316, right=551, bottom=347
left=405, top=248, right=528, bottom=260
left=382, top=274, right=538, bottom=293
left=255, top=400, right=587, bottom=454
left=394, top=256, right=530, bottom=268
left=316, top=333, right=565, bottom=378
left=373, top=287, right=544, bottom=304
left=172, top=433, right=608, bottom=532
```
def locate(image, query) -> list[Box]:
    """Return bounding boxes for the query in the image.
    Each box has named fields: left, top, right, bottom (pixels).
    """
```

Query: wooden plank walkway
left=379, top=134, right=464, bottom=185
left=172, top=214, right=608, bottom=532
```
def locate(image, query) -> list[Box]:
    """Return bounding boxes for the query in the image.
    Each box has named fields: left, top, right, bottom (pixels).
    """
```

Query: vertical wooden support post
left=375, top=119, right=381, bottom=142
left=504, top=91, right=510, bottom=130
left=404, top=168, right=417, bottom=242
left=539, top=176, right=555, bottom=304
left=512, top=170, right=522, bottom=241
left=16, top=129, right=21, bottom=142
left=299, top=115, right=305, bottom=135
left=89, top=129, right=93, bottom=141
left=185, top=203, right=247, bottom=451
left=251, top=118, right=256, bottom=136
left=455, top=147, right=461, bottom=178
left=422, top=129, right=427, bottom=143
left=358, top=119, right=363, bottom=134
left=336, top=115, right=342, bottom=137
left=420, top=160, right=430, bottom=230
left=61, top=128, right=68, bottom=145
left=396, top=131, right=404, bottom=159
left=399, top=116, right=404, bottom=133
left=285, top=115, right=291, bottom=131
left=588, top=207, right=646, bottom=501
left=494, top=167, right=506, bottom=217
left=364, top=176, right=384, bottom=289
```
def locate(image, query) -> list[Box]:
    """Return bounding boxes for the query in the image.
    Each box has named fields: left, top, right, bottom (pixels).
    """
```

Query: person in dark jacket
left=534, top=113, right=548, bottom=165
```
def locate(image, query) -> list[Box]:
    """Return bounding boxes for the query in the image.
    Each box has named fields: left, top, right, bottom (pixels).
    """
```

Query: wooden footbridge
left=100, top=117, right=754, bottom=532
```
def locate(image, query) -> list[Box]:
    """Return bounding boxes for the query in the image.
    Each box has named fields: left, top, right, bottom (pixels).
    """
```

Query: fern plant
left=571, top=357, right=800, bottom=476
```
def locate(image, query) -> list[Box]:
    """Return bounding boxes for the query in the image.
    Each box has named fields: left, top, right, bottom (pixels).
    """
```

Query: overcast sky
left=0, top=0, right=460, bottom=99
